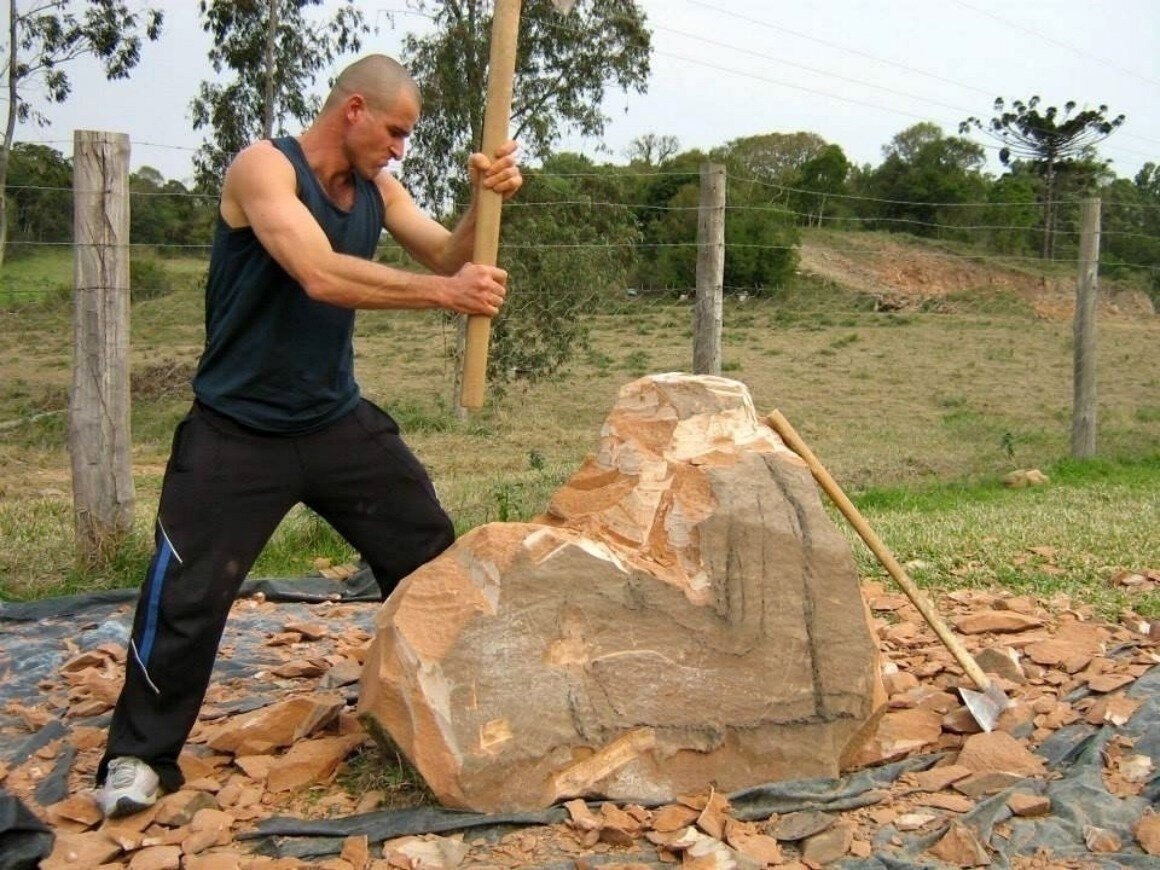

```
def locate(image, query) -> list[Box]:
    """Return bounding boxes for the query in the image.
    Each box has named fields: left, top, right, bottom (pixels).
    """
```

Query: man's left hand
left=469, top=140, right=523, bottom=201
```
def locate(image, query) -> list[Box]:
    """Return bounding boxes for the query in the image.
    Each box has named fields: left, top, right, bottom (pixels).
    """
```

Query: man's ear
left=346, top=93, right=369, bottom=124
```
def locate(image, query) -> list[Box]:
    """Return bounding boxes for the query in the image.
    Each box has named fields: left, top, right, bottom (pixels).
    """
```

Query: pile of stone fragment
left=3, top=569, right=1157, bottom=869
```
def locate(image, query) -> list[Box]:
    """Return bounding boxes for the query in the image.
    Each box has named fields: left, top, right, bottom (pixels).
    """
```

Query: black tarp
left=1, top=575, right=1156, bottom=867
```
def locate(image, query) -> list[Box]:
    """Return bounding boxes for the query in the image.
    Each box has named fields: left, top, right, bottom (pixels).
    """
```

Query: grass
left=1, top=248, right=73, bottom=307
left=1, top=244, right=1157, bottom=619
left=846, top=455, right=1160, bottom=617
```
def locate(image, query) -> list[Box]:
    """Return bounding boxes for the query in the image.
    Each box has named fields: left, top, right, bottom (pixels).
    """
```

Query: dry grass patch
left=1, top=251, right=1156, bottom=603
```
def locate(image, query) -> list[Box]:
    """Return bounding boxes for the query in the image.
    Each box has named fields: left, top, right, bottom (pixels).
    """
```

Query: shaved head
left=324, top=54, right=420, bottom=113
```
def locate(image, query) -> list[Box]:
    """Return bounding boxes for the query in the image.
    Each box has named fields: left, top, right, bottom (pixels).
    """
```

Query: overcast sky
left=12, top=0, right=1160, bottom=187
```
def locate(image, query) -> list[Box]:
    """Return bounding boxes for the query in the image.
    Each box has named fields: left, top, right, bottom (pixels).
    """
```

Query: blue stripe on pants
left=138, top=539, right=172, bottom=664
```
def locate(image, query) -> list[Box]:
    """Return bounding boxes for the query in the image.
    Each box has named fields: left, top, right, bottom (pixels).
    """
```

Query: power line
left=654, top=49, right=930, bottom=124
left=675, top=0, right=1160, bottom=158
left=652, top=23, right=978, bottom=119
left=682, top=0, right=996, bottom=100
left=948, top=0, right=1160, bottom=91
left=653, top=48, right=1159, bottom=164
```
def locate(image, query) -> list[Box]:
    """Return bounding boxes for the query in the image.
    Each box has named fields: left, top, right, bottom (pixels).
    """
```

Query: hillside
left=797, top=229, right=1157, bottom=319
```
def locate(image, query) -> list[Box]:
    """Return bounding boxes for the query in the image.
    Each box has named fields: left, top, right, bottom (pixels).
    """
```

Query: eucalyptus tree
left=1, top=0, right=163, bottom=265
left=960, top=96, right=1124, bottom=258
left=625, top=133, right=679, bottom=167
left=400, top=0, right=652, bottom=214
left=190, top=0, right=369, bottom=192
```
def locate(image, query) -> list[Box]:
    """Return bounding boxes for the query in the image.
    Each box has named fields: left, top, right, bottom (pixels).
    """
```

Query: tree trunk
left=261, top=0, right=279, bottom=139
left=70, top=131, right=136, bottom=567
left=1041, top=157, right=1056, bottom=260
left=0, top=0, right=19, bottom=270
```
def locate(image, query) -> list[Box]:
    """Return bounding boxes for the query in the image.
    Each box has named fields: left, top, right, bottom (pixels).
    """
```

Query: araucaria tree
left=1, top=0, right=163, bottom=266
left=190, top=0, right=369, bottom=191
left=960, top=96, right=1124, bottom=259
left=400, top=0, right=652, bottom=213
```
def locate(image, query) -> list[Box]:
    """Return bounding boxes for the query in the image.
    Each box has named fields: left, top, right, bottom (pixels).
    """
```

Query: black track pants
left=97, top=400, right=455, bottom=791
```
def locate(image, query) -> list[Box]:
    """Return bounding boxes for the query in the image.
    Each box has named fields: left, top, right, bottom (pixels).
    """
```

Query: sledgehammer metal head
left=550, top=0, right=577, bottom=11
left=959, top=680, right=1011, bottom=733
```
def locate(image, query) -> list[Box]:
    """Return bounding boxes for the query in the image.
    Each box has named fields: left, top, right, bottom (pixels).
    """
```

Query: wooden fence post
left=693, top=162, right=725, bottom=375
left=70, top=130, right=135, bottom=565
left=1070, top=197, right=1100, bottom=459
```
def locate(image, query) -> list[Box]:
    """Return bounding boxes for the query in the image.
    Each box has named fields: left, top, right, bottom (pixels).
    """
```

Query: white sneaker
left=97, top=756, right=161, bottom=818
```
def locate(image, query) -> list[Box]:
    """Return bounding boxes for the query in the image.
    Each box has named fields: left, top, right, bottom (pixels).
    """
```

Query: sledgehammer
left=766, top=410, right=1012, bottom=732
left=460, top=0, right=577, bottom=410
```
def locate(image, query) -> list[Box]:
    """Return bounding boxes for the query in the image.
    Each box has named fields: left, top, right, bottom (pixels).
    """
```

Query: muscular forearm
left=298, top=248, right=505, bottom=317
left=299, top=252, right=449, bottom=311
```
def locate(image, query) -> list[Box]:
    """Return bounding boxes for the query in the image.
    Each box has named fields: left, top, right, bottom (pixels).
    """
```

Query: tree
left=719, top=131, right=829, bottom=193
left=625, top=133, right=679, bottom=167
left=400, top=0, right=652, bottom=213
left=1101, top=163, right=1160, bottom=308
left=634, top=148, right=798, bottom=295
left=129, top=166, right=215, bottom=254
left=790, top=144, right=849, bottom=227
left=4, top=142, right=71, bottom=254
left=861, top=122, right=986, bottom=238
left=489, top=152, right=639, bottom=383
left=960, top=96, right=1124, bottom=258
left=980, top=170, right=1040, bottom=255
left=1, top=0, right=163, bottom=266
left=190, top=0, right=369, bottom=191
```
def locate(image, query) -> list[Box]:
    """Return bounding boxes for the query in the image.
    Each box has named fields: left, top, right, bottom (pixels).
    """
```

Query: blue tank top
left=192, top=137, right=385, bottom=434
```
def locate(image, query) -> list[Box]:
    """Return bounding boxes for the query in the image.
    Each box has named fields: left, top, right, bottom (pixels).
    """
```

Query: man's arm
left=379, top=140, right=524, bottom=276
left=220, top=141, right=507, bottom=315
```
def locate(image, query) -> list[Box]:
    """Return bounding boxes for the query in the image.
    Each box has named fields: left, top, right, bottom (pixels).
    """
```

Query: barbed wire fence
left=3, top=133, right=1160, bottom=552
left=6, top=170, right=1160, bottom=302
left=5, top=151, right=1159, bottom=381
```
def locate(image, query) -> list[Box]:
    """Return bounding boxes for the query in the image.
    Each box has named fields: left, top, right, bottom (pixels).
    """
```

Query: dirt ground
left=1, top=569, right=1157, bottom=869
left=797, top=235, right=1156, bottom=319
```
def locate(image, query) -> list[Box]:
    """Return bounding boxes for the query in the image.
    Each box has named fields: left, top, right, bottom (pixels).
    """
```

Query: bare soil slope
left=798, top=231, right=1156, bottom=319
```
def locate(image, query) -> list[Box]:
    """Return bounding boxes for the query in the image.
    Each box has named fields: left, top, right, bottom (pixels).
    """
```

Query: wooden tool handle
left=460, top=0, right=523, bottom=411
left=766, top=410, right=992, bottom=692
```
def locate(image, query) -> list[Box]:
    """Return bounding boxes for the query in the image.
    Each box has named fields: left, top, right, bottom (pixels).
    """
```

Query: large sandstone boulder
left=358, top=374, right=885, bottom=812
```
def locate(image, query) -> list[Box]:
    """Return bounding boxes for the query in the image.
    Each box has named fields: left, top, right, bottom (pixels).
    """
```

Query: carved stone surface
left=358, top=374, right=885, bottom=812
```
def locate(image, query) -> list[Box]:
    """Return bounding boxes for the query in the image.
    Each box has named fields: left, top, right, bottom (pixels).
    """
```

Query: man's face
left=348, top=90, right=420, bottom=179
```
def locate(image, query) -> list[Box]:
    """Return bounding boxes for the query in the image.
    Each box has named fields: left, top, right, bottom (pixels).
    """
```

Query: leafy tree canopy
left=4, top=0, right=163, bottom=126
left=2, top=0, right=163, bottom=265
left=4, top=141, right=71, bottom=249
left=862, top=122, right=986, bottom=236
left=719, top=131, right=830, bottom=188
left=633, top=148, right=798, bottom=294
left=190, top=0, right=369, bottom=191
left=960, top=98, right=1124, bottom=258
left=790, top=143, right=850, bottom=227
left=488, top=151, right=640, bottom=384
left=401, top=0, right=652, bottom=213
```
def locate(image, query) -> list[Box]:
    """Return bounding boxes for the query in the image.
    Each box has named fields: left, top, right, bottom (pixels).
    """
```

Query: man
left=95, top=54, right=523, bottom=818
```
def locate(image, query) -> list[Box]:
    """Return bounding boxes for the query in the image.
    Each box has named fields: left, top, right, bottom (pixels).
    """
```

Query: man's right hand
left=444, top=262, right=508, bottom=316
